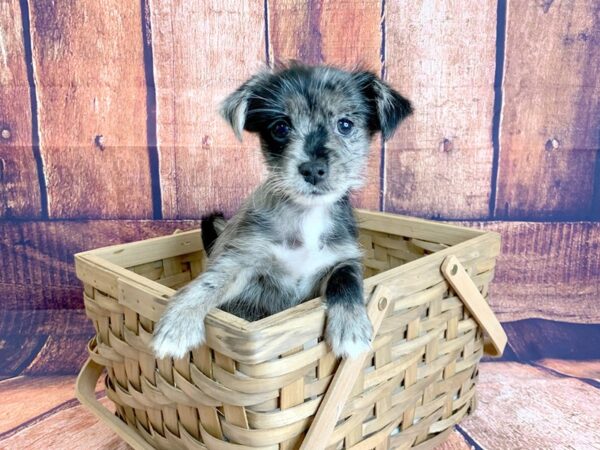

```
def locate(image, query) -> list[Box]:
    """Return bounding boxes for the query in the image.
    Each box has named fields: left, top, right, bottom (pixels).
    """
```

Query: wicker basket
left=74, top=209, right=506, bottom=450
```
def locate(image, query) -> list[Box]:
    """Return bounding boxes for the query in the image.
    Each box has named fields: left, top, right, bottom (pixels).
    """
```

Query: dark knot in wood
left=545, top=138, right=560, bottom=152
left=440, top=138, right=454, bottom=153
left=94, top=134, right=106, bottom=151
left=1, top=127, right=12, bottom=141
left=202, top=135, right=213, bottom=149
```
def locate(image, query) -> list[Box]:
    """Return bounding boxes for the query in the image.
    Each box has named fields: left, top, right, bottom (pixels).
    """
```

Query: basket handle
left=441, top=255, right=507, bottom=357
left=300, top=285, right=393, bottom=450
left=75, top=357, right=154, bottom=450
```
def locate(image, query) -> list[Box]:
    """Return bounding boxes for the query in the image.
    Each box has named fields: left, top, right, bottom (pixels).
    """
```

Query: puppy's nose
left=298, top=161, right=328, bottom=186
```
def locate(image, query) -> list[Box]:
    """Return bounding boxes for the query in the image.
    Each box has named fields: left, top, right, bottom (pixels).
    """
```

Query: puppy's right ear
left=220, top=73, right=266, bottom=141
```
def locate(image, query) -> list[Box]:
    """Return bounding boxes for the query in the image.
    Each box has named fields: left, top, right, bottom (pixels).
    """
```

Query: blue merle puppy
left=151, top=63, right=412, bottom=360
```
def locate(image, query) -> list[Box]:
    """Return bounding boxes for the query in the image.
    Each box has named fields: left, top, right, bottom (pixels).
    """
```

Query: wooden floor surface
left=1, top=361, right=599, bottom=450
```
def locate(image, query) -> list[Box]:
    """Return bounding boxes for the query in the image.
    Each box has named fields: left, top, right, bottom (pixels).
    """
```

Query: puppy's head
left=221, top=63, right=412, bottom=205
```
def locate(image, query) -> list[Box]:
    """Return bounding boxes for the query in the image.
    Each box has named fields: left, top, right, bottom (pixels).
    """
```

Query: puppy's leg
left=151, top=255, right=252, bottom=359
left=324, top=259, right=372, bottom=359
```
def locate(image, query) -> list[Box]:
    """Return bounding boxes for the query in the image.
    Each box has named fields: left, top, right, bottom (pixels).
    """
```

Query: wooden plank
left=384, top=1, right=497, bottom=219
left=22, top=334, right=91, bottom=376
left=537, top=359, right=600, bottom=382
left=495, top=0, right=600, bottom=219
left=460, top=362, right=600, bottom=449
left=460, top=221, right=600, bottom=323
left=0, top=375, right=79, bottom=433
left=28, top=0, right=152, bottom=219
left=149, top=0, right=266, bottom=218
left=501, top=319, right=600, bottom=362
left=0, top=220, right=200, bottom=309
left=2, top=219, right=599, bottom=323
left=0, top=334, right=46, bottom=379
left=0, top=310, right=94, bottom=377
left=268, top=0, right=383, bottom=209
left=434, top=430, right=472, bottom=450
left=0, top=310, right=90, bottom=340
left=0, top=0, right=42, bottom=218
left=0, top=396, right=129, bottom=449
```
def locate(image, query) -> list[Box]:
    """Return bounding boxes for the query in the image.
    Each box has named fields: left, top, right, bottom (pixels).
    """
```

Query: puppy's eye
left=337, top=118, right=354, bottom=136
left=270, top=121, right=290, bottom=141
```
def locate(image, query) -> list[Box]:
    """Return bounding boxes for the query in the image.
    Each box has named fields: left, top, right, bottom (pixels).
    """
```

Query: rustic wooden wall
left=384, top=1, right=498, bottom=218
left=496, top=0, right=600, bottom=220
left=1, top=1, right=599, bottom=448
left=29, top=0, right=154, bottom=219
left=0, top=0, right=598, bottom=367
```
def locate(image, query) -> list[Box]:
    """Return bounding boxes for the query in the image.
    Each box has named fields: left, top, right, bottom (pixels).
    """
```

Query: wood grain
left=434, top=431, right=472, bottom=450
left=0, top=310, right=94, bottom=378
left=0, top=0, right=42, bottom=218
left=2, top=219, right=599, bottom=323
left=537, top=359, right=600, bottom=381
left=0, top=220, right=200, bottom=309
left=495, top=0, right=600, bottom=219
left=460, top=362, right=600, bottom=449
left=0, top=334, right=46, bottom=379
left=149, top=0, right=266, bottom=219
left=268, top=0, right=383, bottom=209
left=501, top=319, right=600, bottom=362
left=22, top=334, right=91, bottom=376
left=0, top=396, right=129, bottom=450
left=384, top=0, right=497, bottom=219
left=28, top=0, right=153, bottom=219
left=0, top=376, right=78, bottom=433
left=2, top=367, right=597, bottom=450
left=462, top=221, right=600, bottom=323
left=0, top=309, right=91, bottom=337
left=0, top=377, right=470, bottom=449
left=6, top=311, right=595, bottom=379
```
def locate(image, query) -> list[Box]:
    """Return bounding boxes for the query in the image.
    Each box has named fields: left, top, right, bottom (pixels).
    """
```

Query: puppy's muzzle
left=298, top=160, right=328, bottom=186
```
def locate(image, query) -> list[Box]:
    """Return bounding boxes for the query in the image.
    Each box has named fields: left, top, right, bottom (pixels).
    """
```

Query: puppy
left=151, top=63, right=412, bottom=360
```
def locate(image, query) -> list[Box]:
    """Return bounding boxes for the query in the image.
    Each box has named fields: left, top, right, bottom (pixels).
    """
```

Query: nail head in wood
left=451, top=264, right=458, bottom=275
left=440, top=138, right=453, bottom=153
left=95, top=134, right=106, bottom=150
left=1, top=128, right=11, bottom=140
left=201, top=135, right=213, bottom=148
left=545, top=138, right=560, bottom=151
left=378, top=297, right=388, bottom=311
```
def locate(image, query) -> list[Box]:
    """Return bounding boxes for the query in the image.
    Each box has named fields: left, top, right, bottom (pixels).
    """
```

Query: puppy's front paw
left=151, top=300, right=206, bottom=360
left=326, top=303, right=373, bottom=359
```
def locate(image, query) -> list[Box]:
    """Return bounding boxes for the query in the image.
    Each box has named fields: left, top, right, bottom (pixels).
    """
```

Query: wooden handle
left=300, top=285, right=393, bottom=450
left=441, top=255, right=507, bottom=357
left=75, top=357, right=154, bottom=450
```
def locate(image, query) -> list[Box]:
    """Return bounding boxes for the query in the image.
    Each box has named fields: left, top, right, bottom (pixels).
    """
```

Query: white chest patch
left=271, top=206, right=340, bottom=284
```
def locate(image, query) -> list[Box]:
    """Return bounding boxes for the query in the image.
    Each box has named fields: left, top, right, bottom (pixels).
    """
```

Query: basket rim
left=74, top=209, right=487, bottom=262
left=75, top=210, right=500, bottom=337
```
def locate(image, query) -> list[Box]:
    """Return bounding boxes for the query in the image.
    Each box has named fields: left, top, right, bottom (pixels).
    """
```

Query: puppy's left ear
left=220, top=73, right=266, bottom=141
left=355, top=71, right=413, bottom=141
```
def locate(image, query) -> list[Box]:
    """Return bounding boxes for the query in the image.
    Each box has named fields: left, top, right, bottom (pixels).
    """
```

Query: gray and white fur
left=151, top=63, right=412, bottom=360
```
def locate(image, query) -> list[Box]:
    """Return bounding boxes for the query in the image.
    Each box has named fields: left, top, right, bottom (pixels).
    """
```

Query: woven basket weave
left=75, top=209, right=505, bottom=450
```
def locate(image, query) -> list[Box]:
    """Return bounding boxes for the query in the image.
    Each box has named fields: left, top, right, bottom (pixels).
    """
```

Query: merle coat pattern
left=151, top=64, right=412, bottom=359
